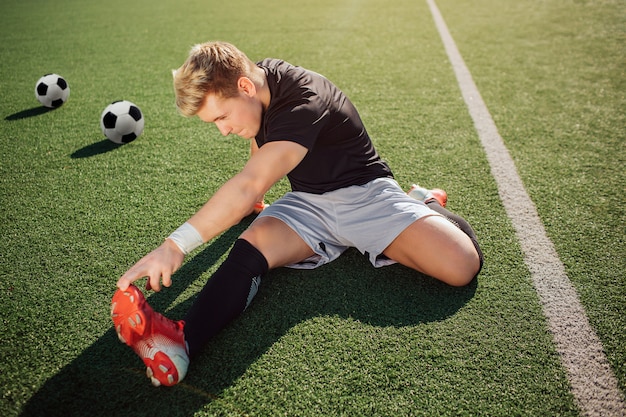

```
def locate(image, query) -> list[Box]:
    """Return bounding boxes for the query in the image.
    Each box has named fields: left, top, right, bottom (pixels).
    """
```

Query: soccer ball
left=35, top=73, right=70, bottom=108
left=100, top=100, right=144, bottom=144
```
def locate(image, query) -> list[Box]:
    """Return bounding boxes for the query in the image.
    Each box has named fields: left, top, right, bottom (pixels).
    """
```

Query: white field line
left=425, top=0, right=626, bottom=415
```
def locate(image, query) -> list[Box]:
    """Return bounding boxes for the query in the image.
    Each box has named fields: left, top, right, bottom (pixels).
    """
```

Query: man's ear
left=238, top=76, right=257, bottom=96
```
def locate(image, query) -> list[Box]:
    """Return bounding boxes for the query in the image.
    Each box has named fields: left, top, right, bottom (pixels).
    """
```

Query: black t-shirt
left=255, top=58, right=393, bottom=194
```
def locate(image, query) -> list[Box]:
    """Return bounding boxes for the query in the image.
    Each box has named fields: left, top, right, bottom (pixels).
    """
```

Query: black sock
left=426, top=200, right=484, bottom=273
left=183, top=238, right=269, bottom=357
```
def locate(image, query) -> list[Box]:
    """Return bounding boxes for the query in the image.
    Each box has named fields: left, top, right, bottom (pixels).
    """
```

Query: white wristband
left=167, top=222, right=203, bottom=255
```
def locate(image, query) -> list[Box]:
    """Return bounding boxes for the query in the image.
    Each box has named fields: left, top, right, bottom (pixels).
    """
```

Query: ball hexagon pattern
left=35, top=74, right=70, bottom=108
left=100, top=100, right=144, bottom=144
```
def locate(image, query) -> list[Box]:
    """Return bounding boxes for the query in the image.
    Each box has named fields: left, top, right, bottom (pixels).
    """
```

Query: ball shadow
left=19, top=216, right=477, bottom=417
left=5, top=106, right=54, bottom=121
left=70, top=139, right=122, bottom=159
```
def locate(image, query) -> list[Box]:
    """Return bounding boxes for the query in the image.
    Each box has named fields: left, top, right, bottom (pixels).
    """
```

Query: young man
left=111, top=41, right=483, bottom=387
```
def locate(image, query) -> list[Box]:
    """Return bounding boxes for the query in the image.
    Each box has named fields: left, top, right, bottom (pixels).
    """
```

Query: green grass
left=437, top=0, right=626, bottom=392
left=0, top=0, right=623, bottom=416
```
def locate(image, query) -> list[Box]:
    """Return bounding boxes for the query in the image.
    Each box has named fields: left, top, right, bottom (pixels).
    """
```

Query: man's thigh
left=240, top=216, right=316, bottom=269
left=383, top=216, right=480, bottom=286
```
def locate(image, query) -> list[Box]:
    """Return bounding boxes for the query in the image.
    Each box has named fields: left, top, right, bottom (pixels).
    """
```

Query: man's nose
left=215, top=121, right=230, bottom=136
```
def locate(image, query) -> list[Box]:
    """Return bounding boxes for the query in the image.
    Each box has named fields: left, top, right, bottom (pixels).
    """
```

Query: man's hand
left=117, top=239, right=185, bottom=292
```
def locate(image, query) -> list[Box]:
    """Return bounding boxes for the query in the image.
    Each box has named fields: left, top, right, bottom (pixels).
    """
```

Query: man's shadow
left=19, top=218, right=476, bottom=417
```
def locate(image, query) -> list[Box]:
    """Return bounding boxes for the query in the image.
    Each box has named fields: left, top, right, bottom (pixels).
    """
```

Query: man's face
left=196, top=86, right=263, bottom=140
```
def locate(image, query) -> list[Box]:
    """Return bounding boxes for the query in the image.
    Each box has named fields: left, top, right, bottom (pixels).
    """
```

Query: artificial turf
left=1, top=0, right=623, bottom=415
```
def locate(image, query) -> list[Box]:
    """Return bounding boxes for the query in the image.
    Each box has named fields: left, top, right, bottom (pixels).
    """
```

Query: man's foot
left=407, top=184, right=448, bottom=207
left=111, top=285, right=189, bottom=386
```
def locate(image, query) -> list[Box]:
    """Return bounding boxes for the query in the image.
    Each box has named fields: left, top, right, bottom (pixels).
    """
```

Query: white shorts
left=256, top=177, right=441, bottom=269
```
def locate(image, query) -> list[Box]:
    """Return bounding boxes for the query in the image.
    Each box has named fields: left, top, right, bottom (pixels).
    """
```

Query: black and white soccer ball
left=100, top=100, right=144, bottom=144
left=35, top=73, right=70, bottom=108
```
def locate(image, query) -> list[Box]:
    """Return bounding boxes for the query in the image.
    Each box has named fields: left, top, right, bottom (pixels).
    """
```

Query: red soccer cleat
left=253, top=201, right=269, bottom=214
left=429, top=188, right=448, bottom=207
left=111, top=285, right=189, bottom=386
left=407, top=184, right=448, bottom=207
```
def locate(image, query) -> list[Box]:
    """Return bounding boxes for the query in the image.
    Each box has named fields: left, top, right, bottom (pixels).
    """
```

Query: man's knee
left=440, top=239, right=482, bottom=286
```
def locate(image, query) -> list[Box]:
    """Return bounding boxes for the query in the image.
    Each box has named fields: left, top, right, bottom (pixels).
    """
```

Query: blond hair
left=173, top=41, right=258, bottom=116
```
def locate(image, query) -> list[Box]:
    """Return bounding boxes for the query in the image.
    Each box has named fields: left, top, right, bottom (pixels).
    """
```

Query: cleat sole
left=111, top=284, right=189, bottom=387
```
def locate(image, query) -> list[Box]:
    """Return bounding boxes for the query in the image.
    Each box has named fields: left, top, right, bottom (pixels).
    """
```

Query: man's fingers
left=116, top=242, right=182, bottom=292
left=117, top=264, right=149, bottom=291
left=116, top=277, right=130, bottom=291
left=117, top=272, right=141, bottom=291
left=148, top=273, right=162, bottom=292
left=162, top=272, right=172, bottom=288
